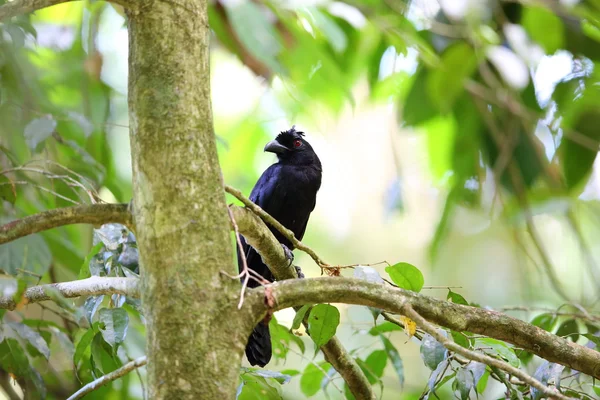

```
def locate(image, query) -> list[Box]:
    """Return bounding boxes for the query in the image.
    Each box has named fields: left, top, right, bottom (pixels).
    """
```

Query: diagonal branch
left=231, top=205, right=375, bottom=399
left=0, top=203, right=132, bottom=245
left=67, top=356, right=147, bottom=400
left=402, top=305, right=570, bottom=400
left=246, top=277, right=600, bottom=381
left=225, top=185, right=330, bottom=271
left=0, top=277, right=139, bottom=310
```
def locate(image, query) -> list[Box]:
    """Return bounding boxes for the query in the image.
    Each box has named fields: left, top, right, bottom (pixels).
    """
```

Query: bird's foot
left=295, top=265, right=305, bottom=279
left=281, top=244, right=294, bottom=267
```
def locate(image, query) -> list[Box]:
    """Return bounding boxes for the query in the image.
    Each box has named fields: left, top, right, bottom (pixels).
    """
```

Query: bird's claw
left=281, top=244, right=294, bottom=267
left=295, top=265, right=305, bottom=279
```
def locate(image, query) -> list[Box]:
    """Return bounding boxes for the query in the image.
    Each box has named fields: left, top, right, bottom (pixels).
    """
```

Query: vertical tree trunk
left=126, top=1, right=245, bottom=397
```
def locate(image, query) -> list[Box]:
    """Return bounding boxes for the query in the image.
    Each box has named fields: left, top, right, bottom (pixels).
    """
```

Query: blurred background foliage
left=2, top=0, right=600, bottom=398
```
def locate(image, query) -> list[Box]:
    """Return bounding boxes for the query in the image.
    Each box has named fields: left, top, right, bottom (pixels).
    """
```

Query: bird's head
left=264, top=126, right=321, bottom=167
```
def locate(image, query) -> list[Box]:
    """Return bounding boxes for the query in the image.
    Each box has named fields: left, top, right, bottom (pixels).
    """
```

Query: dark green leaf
left=556, top=319, right=579, bottom=342
left=369, top=321, right=403, bottom=335
left=380, top=335, right=404, bottom=387
left=307, top=304, right=340, bottom=350
left=450, top=331, right=471, bottom=348
left=24, top=116, right=57, bottom=152
left=74, top=325, right=97, bottom=366
left=357, top=349, right=387, bottom=384
left=420, top=331, right=448, bottom=370
left=90, top=332, right=121, bottom=376
left=562, top=111, right=600, bottom=190
left=98, top=307, right=129, bottom=348
left=385, top=262, right=424, bottom=292
left=447, top=289, right=468, bottom=305
left=427, top=43, right=477, bottom=111
left=0, top=175, right=16, bottom=204
left=531, top=313, right=557, bottom=332
left=401, top=67, right=438, bottom=126
left=292, top=305, right=311, bottom=330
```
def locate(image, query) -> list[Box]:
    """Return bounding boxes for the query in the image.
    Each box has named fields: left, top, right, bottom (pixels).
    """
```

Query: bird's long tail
left=245, top=321, right=272, bottom=367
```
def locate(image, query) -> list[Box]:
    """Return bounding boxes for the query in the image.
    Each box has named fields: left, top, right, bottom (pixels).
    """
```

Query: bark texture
left=127, top=1, right=245, bottom=397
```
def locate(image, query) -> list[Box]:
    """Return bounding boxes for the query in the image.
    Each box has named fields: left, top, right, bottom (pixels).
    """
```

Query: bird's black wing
left=237, top=164, right=283, bottom=287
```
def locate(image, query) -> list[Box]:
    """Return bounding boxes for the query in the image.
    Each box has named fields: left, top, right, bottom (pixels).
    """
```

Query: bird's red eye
left=293, top=140, right=302, bottom=148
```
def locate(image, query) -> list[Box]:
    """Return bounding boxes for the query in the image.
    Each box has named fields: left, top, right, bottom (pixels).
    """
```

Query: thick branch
left=226, top=185, right=329, bottom=269
left=231, top=205, right=374, bottom=399
left=403, top=306, right=569, bottom=400
left=248, top=277, right=600, bottom=380
left=0, top=203, right=132, bottom=245
left=67, top=356, right=147, bottom=400
left=0, top=277, right=139, bottom=310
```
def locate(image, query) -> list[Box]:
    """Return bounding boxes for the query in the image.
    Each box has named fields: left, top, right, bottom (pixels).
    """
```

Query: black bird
left=238, top=126, right=322, bottom=367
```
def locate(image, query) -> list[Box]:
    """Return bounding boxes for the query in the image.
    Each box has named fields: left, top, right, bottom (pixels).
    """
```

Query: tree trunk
left=126, top=1, right=246, bottom=397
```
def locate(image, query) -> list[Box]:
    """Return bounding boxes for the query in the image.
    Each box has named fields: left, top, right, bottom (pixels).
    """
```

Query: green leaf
left=357, top=350, right=387, bottom=384
left=380, top=335, right=404, bottom=387
left=0, top=233, right=51, bottom=276
left=7, top=321, right=50, bottom=359
left=300, top=361, right=330, bottom=397
left=224, top=2, right=282, bottom=74
left=385, top=262, right=424, bottom=292
left=475, top=368, right=490, bottom=394
left=450, top=331, right=471, bottom=348
left=24, top=116, right=57, bottom=153
left=90, top=332, right=121, bottom=376
left=522, top=6, right=564, bottom=54
left=427, top=42, right=477, bottom=112
left=307, top=304, right=340, bottom=350
left=74, top=325, right=97, bottom=366
left=476, top=338, right=520, bottom=368
left=561, top=111, right=600, bottom=190
left=292, top=305, right=311, bottom=330
left=369, top=321, right=403, bottom=335
left=555, top=319, right=579, bottom=342
left=531, top=313, right=557, bottom=332
left=98, top=308, right=129, bottom=348
left=401, top=67, right=438, bottom=126
left=447, top=289, right=468, bottom=305
left=0, top=175, right=16, bottom=204
left=420, top=331, right=448, bottom=370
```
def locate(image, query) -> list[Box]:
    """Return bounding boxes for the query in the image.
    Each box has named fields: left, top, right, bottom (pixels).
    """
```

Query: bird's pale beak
left=264, top=140, right=289, bottom=154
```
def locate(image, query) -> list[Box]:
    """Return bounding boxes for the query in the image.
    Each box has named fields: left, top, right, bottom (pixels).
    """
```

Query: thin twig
left=402, top=305, right=572, bottom=400
left=66, top=356, right=147, bottom=400
left=228, top=208, right=251, bottom=309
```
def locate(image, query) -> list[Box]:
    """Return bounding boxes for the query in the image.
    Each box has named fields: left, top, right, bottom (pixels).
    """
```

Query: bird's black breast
left=250, top=163, right=321, bottom=248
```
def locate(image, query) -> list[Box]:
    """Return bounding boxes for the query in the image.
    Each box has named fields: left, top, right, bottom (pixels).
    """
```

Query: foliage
left=2, top=0, right=600, bottom=398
